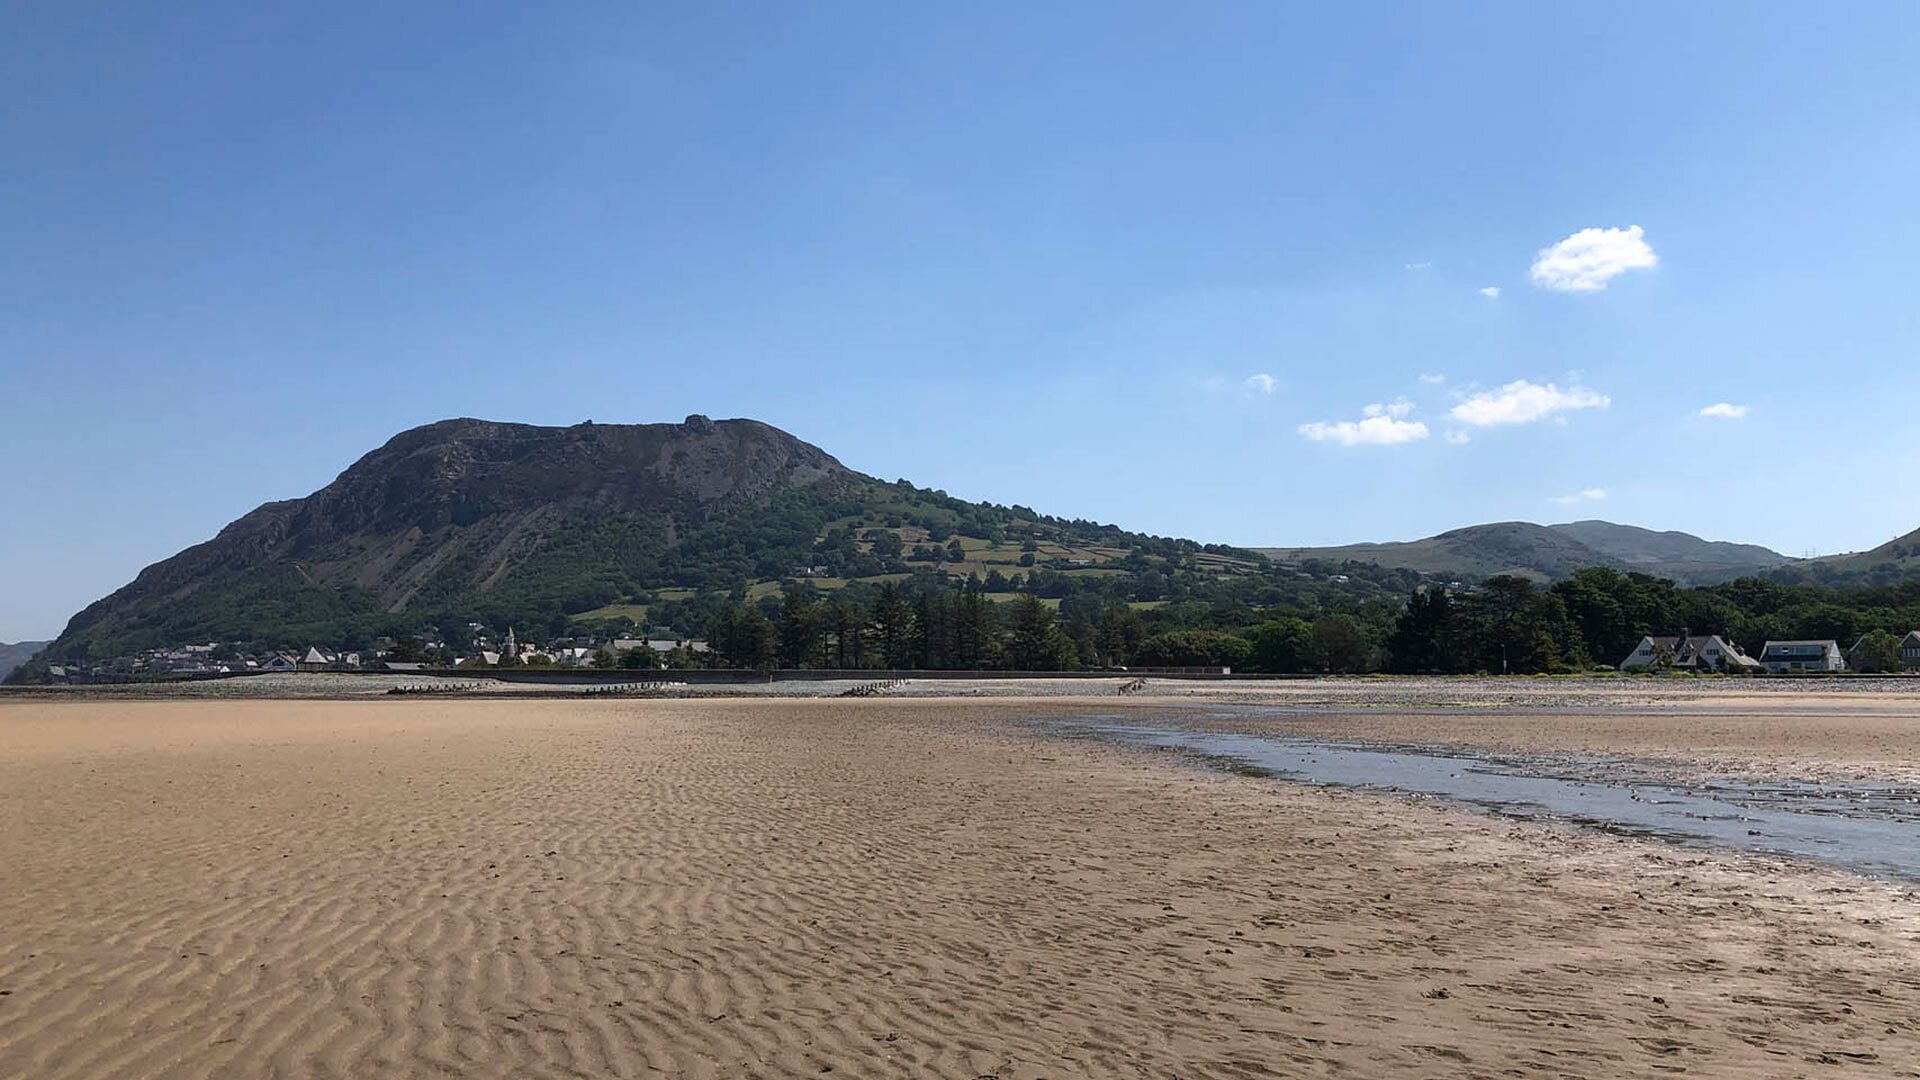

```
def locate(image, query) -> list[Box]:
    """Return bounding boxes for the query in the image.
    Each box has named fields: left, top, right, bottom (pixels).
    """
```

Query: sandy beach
left=4, top=694, right=1919, bottom=1078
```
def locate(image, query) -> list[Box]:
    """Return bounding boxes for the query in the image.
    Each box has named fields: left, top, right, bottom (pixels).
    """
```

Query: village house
left=1619, top=634, right=1761, bottom=673
left=1905, top=631, right=1920, bottom=670
left=1758, top=640, right=1846, bottom=674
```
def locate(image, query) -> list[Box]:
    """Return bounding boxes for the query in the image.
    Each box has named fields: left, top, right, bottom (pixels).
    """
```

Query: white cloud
left=1443, top=430, right=1471, bottom=445
left=1405, top=260, right=1433, bottom=270
left=1478, top=286, right=1501, bottom=298
left=1299, top=402, right=1429, bottom=447
left=1551, top=488, right=1609, bottom=505
left=1363, top=398, right=1416, bottom=419
left=1449, top=379, right=1610, bottom=427
left=1418, top=372, right=1448, bottom=385
left=1698, top=402, right=1748, bottom=419
left=1529, top=225, right=1658, bottom=292
left=1244, top=373, right=1277, bottom=395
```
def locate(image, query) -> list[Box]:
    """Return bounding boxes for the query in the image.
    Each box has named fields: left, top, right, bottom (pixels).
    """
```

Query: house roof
left=1760, top=640, right=1841, bottom=653
left=1646, top=635, right=1737, bottom=651
left=1625, top=634, right=1757, bottom=668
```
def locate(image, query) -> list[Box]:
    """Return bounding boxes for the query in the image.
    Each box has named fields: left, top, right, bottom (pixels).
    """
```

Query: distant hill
left=1786, top=526, right=1920, bottom=585
left=1260, top=522, right=1598, bottom=583
left=1546, top=520, right=1793, bottom=578
left=16, top=415, right=1266, bottom=673
left=1260, top=520, right=1793, bottom=585
left=0, top=641, right=49, bottom=680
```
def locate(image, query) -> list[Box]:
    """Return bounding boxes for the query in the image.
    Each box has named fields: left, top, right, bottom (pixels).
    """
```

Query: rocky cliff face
left=48, top=416, right=853, bottom=657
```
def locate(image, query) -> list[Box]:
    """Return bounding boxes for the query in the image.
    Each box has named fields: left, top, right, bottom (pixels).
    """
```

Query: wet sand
left=3, top=696, right=1919, bottom=1078
left=1154, top=689, right=1920, bottom=782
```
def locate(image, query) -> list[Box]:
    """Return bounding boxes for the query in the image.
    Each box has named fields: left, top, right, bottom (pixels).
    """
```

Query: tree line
left=684, top=566, right=1920, bottom=675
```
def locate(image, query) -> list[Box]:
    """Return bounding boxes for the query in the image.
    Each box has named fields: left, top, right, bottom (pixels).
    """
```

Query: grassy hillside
left=1259, top=522, right=1602, bottom=583
left=1780, top=526, right=1920, bottom=586
left=1264, top=520, right=1796, bottom=585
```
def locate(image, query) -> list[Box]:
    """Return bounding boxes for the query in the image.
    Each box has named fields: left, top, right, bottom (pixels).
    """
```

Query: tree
left=1462, top=576, right=1567, bottom=674
left=1096, top=603, right=1146, bottom=667
left=711, top=603, right=777, bottom=670
left=779, top=587, right=826, bottom=667
left=826, top=595, right=870, bottom=668
left=945, top=539, right=968, bottom=563
left=1250, top=616, right=1316, bottom=673
left=1135, top=629, right=1251, bottom=669
left=1312, top=614, right=1378, bottom=674
left=1386, top=589, right=1453, bottom=673
left=871, top=584, right=915, bottom=668
left=950, top=581, right=1002, bottom=668
left=1006, top=595, right=1076, bottom=670
left=589, top=648, right=617, bottom=669
left=618, top=647, right=659, bottom=669
left=1852, top=629, right=1903, bottom=673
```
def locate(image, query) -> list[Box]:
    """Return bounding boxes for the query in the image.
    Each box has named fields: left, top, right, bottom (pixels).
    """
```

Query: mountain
left=1545, top=520, right=1793, bottom=578
left=36, top=416, right=847, bottom=662
left=1259, top=520, right=1793, bottom=585
left=1259, top=522, right=1606, bottom=583
left=0, top=641, right=49, bottom=680
left=20, top=415, right=1261, bottom=671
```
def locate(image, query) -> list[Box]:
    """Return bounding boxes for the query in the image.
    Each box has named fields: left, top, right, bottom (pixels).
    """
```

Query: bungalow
left=260, top=653, right=299, bottom=673
left=1619, top=634, right=1760, bottom=673
left=1758, top=640, right=1846, bottom=674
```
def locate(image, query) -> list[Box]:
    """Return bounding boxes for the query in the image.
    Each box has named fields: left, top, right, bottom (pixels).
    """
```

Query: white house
left=1758, top=640, right=1846, bottom=673
left=1620, top=634, right=1760, bottom=672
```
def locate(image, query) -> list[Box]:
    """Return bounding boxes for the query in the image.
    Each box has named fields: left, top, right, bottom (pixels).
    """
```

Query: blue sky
left=4, top=3, right=1919, bottom=641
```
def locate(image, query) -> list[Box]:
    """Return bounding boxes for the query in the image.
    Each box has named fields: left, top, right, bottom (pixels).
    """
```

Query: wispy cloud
left=1478, top=286, right=1501, bottom=299
left=1443, top=430, right=1471, bottom=445
left=1244, top=373, right=1277, bottom=395
left=1551, top=488, right=1608, bottom=505
left=1299, top=400, right=1428, bottom=447
left=1698, top=402, right=1748, bottom=419
left=1530, top=225, right=1658, bottom=292
left=1418, top=372, right=1447, bottom=385
left=1450, top=379, right=1610, bottom=427
left=1404, top=260, right=1433, bottom=270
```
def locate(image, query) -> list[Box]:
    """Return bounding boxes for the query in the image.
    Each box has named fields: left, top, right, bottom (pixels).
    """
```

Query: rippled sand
left=3, top=697, right=1917, bottom=1078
